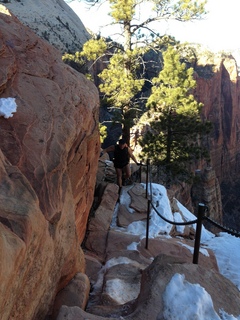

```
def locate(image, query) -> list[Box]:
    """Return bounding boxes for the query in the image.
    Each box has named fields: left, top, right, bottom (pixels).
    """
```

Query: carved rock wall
left=0, top=6, right=99, bottom=319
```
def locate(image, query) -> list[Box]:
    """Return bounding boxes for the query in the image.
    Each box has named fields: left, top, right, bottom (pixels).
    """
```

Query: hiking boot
left=125, top=178, right=133, bottom=186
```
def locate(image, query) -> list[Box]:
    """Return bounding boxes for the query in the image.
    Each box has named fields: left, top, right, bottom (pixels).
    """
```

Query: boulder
left=130, top=254, right=240, bottom=320
left=52, top=273, right=90, bottom=320
left=57, top=182, right=239, bottom=320
left=84, top=254, right=103, bottom=285
left=57, top=254, right=240, bottom=320
left=128, top=184, right=148, bottom=213
left=117, top=204, right=147, bottom=227
left=137, top=237, right=219, bottom=272
left=0, top=7, right=99, bottom=320
left=84, top=183, right=119, bottom=261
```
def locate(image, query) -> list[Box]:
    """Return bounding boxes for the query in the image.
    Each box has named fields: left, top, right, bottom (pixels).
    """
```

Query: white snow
left=163, top=273, right=223, bottom=320
left=103, top=182, right=240, bottom=319
left=177, top=241, right=210, bottom=257
left=202, top=232, right=240, bottom=291
left=105, top=278, right=140, bottom=304
left=173, top=211, right=185, bottom=234
left=0, top=98, right=17, bottom=118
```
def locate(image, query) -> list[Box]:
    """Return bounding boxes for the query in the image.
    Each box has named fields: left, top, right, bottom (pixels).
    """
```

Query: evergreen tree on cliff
left=140, top=45, right=212, bottom=185
left=73, top=0, right=207, bottom=144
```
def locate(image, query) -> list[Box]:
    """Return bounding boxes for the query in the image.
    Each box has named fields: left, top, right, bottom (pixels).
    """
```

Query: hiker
left=101, top=138, right=140, bottom=188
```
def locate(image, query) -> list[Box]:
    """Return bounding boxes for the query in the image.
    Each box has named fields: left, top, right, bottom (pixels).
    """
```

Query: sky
left=93, top=182, right=240, bottom=320
left=67, top=0, right=240, bottom=54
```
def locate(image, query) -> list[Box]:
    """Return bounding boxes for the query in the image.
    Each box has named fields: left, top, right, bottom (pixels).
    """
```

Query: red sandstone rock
left=195, top=56, right=240, bottom=183
left=57, top=181, right=240, bottom=320
left=117, top=204, right=147, bottom=227
left=128, top=184, right=148, bottom=213
left=57, top=254, right=240, bottom=320
left=52, top=273, right=90, bottom=319
left=84, top=183, right=119, bottom=261
left=84, top=254, right=103, bottom=285
left=0, top=6, right=99, bottom=320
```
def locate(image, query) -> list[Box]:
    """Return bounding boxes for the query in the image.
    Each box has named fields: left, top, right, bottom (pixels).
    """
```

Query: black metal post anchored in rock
left=193, top=203, right=206, bottom=264
left=145, top=199, right=151, bottom=249
left=139, top=162, right=142, bottom=183
left=145, top=159, right=150, bottom=199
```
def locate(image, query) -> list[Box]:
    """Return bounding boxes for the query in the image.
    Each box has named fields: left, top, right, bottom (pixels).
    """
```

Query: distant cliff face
left=194, top=55, right=240, bottom=229
left=0, top=5, right=99, bottom=319
left=195, top=55, right=240, bottom=183
left=2, top=0, right=90, bottom=53
left=128, top=53, right=240, bottom=227
left=162, top=55, right=240, bottom=227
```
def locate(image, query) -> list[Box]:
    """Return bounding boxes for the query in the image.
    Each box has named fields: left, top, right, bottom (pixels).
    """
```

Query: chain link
left=146, top=161, right=240, bottom=236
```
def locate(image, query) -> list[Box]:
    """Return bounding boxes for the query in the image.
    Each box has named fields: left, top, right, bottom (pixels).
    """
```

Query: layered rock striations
left=0, top=6, right=99, bottom=319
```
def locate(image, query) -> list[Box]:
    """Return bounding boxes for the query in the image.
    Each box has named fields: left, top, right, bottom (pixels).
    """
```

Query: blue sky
left=68, top=0, right=240, bottom=53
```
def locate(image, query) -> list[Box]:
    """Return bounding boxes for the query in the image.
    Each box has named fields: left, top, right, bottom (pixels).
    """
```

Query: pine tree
left=78, top=0, right=207, bottom=144
left=140, top=45, right=212, bottom=185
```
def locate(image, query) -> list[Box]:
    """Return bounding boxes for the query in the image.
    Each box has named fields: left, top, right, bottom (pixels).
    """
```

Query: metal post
left=145, top=199, right=151, bottom=249
left=145, top=159, right=149, bottom=199
left=139, top=162, right=142, bottom=183
left=193, top=203, right=206, bottom=264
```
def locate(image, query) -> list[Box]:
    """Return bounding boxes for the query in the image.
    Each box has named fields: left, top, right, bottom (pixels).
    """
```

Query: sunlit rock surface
left=0, top=6, right=99, bottom=319
left=3, top=0, right=90, bottom=53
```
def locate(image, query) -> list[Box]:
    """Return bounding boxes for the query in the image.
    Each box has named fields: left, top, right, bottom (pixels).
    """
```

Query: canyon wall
left=128, top=53, right=240, bottom=226
left=196, top=55, right=240, bottom=182
left=195, top=55, right=240, bottom=228
left=0, top=6, right=99, bottom=319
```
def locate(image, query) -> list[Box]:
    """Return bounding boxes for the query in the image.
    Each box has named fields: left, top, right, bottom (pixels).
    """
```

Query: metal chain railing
left=151, top=203, right=198, bottom=226
left=142, top=159, right=240, bottom=264
left=205, top=216, right=240, bottom=237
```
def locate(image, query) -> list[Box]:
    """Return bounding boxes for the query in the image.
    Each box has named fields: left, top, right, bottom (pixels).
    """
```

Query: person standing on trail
left=101, top=138, right=140, bottom=188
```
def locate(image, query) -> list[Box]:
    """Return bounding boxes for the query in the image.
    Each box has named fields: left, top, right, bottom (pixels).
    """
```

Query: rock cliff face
left=2, top=0, right=90, bottom=53
left=0, top=5, right=99, bottom=319
left=129, top=54, right=240, bottom=227
left=172, top=56, right=240, bottom=227
left=195, top=55, right=240, bottom=228
left=196, top=55, right=240, bottom=182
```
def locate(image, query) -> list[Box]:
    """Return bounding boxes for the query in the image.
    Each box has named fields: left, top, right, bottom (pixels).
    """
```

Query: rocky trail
left=55, top=176, right=240, bottom=320
left=54, top=157, right=240, bottom=320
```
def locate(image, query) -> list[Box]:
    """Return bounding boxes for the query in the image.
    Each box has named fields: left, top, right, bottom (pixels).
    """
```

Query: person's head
left=118, top=138, right=127, bottom=149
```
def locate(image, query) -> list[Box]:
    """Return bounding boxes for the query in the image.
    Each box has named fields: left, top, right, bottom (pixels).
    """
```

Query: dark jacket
left=113, top=145, right=129, bottom=168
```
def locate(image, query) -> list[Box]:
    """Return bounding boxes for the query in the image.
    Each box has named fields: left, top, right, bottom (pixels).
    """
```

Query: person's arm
left=128, top=147, right=139, bottom=165
left=101, top=145, right=115, bottom=155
